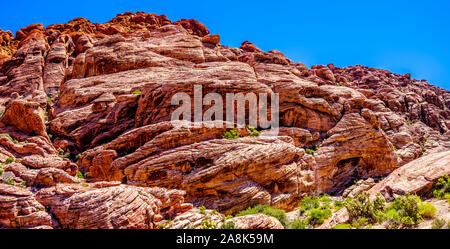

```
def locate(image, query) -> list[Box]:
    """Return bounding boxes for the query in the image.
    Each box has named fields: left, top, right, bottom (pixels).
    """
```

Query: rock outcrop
left=369, top=151, right=450, bottom=199
left=0, top=11, right=449, bottom=229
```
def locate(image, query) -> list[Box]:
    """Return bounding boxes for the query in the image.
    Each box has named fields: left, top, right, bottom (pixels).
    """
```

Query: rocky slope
left=0, top=11, right=449, bottom=229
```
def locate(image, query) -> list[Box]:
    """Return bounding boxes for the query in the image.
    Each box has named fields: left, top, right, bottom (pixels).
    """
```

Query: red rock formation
left=0, top=11, right=449, bottom=229
left=369, top=151, right=450, bottom=199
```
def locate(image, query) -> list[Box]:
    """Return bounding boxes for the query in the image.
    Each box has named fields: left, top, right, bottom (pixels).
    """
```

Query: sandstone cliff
left=0, top=11, right=449, bottom=229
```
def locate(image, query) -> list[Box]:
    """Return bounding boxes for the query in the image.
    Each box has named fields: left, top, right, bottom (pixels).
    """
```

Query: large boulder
left=369, top=151, right=450, bottom=199
left=0, top=184, right=52, bottom=228
left=35, top=183, right=186, bottom=229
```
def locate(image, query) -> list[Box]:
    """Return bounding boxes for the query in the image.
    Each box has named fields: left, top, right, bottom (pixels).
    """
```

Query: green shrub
left=299, top=196, right=320, bottom=213
left=299, top=195, right=332, bottom=214
left=75, top=154, right=81, bottom=161
left=236, top=204, right=288, bottom=227
left=419, top=203, right=437, bottom=219
left=386, top=194, right=422, bottom=227
left=132, top=89, right=142, bottom=95
left=344, top=192, right=386, bottom=224
left=223, top=129, right=241, bottom=139
left=431, top=218, right=446, bottom=229
left=17, top=181, right=26, bottom=189
left=0, top=133, right=18, bottom=144
left=221, top=221, right=236, bottom=229
left=0, top=167, right=3, bottom=176
left=305, top=145, right=319, bottom=155
left=305, top=149, right=315, bottom=155
left=333, top=224, right=351, bottom=229
left=199, top=205, right=207, bottom=214
left=432, top=175, right=450, bottom=199
left=333, top=200, right=344, bottom=211
left=352, top=217, right=370, bottom=229
left=57, top=149, right=71, bottom=159
left=3, top=178, right=15, bottom=185
left=307, top=208, right=332, bottom=226
left=404, top=119, right=415, bottom=125
left=5, top=157, right=14, bottom=164
left=288, top=217, right=307, bottom=229
left=200, top=216, right=218, bottom=229
left=247, top=126, right=260, bottom=137
left=76, top=171, right=89, bottom=179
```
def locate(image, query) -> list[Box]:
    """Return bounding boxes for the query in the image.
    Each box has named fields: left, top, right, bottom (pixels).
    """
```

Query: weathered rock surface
left=160, top=207, right=283, bottom=229
left=318, top=208, right=350, bottom=229
left=35, top=184, right=186, bottom=229
left=0, top=184, right=52, bottom=228
left=0, top=11, right=449, bottom=229
left=229, top=214, right=284, bottom=229
left=342, top=178, right=376, bottom=198
left=78, top=121, right=314, bottom=214
left=369, top=151, right=450, bottom=199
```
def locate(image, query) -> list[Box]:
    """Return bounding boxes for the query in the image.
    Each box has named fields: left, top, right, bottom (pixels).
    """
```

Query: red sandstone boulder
left=369, top=151, right=450, bottom=199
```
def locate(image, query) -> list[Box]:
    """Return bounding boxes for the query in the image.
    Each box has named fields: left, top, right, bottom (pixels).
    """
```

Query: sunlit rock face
left=0, top=11, right=449, bottom=229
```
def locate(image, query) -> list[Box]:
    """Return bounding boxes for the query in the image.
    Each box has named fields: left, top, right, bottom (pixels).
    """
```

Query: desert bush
left=432, top=175, right=450, bottom=199
left=5, top=157, right=14, bottom=164
left=431, top=218, right=446, bottom=229
left=299, top=196, right=320, bottom=213
left=351, top=217, right=370, bottom=229
left=386, top=194, right=422, bottom=227
left=333, top=200, right=345, bottom=211
left=221, top=220, right=236, bottom=229
left=247, top=126, right=260, bottom=137
left=223, top=129, right=241, bottom=139
left=76, top=171, right=89, bottom=179
left=288, top=217, right=307, bottom=229
left=307, top=208, right=332, bottom=226
left=344, top=192, right=386, bottom=224
left=419, top=202, right=437, bottom=218
left=299, top=195, right=332, bottom=214
left=3, top=178, right=15, bottom=185
left=236, top=204, right=288, bottom=227
left=333, top=223, right=351, bottom=229
left=200, top=216, right=218, bottom=229
left=305, top=149, right=315, bottom=155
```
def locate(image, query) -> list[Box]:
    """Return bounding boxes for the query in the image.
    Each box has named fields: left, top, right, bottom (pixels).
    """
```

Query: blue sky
left=1, top=0, right=449, bottom=90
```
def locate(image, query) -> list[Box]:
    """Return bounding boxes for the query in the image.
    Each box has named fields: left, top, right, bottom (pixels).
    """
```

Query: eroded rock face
left=0, top=184, right=52, bottom=228
left=229, top=214, right=284, bottom=229
left=314, top=113, right=398, bottom=193
left=35, top=183, right=186, bottom=229
left=78, top=121, right=315, bottom=214
left=0, top=98, right=47, bottom=137
left=160, top=207, right=283, bottom=229
left=0, top=11, right=449, bottom=229
left=342, top=178, right=376, bottom=198
left=369, top=151, right=450, bottom=200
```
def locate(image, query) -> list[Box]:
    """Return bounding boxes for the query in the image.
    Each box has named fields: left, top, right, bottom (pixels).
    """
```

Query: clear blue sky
left=1, top=0, right=449, bottom=90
